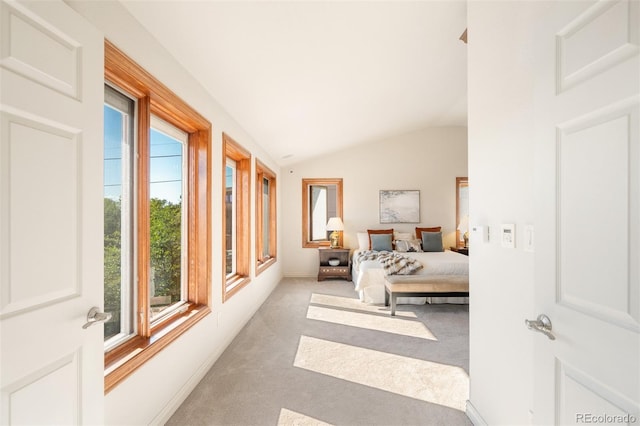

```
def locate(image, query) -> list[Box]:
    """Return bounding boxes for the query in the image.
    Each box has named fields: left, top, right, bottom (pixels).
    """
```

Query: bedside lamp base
left=330, top=231, right=340, bottom=248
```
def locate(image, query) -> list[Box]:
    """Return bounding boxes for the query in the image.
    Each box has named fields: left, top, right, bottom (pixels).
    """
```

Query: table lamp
left=326, top=217, right=344, bottom=248
left=457, top=215, right=469, bottom=248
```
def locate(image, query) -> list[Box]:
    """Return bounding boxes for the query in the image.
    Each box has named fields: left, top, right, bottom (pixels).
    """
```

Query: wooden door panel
left=0, top=1, right=103, bottom=424
left=557, top=361, right=638, bottom=425
left=0, top=0, right=83, bottom=99
left=2, top=352, right=80, bottom=425
left=558, top=101, right=639, bottom=329
left=557, top=0, right=639, bottom=93
left=1, top=111, right=82, bottom=317
left=534, top=0, right=639, bottom=423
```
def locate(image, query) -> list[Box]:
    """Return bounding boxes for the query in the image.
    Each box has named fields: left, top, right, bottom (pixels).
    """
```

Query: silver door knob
left=525, top=314, right=556, bottom=340
left=82, top=307, right=112, bottom=329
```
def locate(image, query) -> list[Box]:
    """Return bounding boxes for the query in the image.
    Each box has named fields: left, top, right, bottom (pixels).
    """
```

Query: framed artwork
left=379, top=190, right=420, bottom=223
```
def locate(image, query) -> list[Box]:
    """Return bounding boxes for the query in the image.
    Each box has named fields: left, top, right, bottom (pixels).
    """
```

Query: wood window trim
left=104, top=40, right=211, bottom=393
left=255, top=160, right=277, bottom=275
left=222, top=133, right=251, bottom=301
left=302, top=178, right=343, bottom=248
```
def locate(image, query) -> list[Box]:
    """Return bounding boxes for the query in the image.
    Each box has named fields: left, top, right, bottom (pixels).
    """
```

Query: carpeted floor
left=167, top=277, right=472, bottom=426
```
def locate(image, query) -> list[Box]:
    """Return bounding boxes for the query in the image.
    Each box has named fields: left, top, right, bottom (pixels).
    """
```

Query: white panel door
left=534, top=0, right=639, bottom=424
left=0, top=0, right=103, bottom=424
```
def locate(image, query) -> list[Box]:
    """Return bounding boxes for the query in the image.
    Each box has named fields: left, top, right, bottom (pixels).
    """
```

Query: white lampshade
left=326, top=217, right=344, bottom=231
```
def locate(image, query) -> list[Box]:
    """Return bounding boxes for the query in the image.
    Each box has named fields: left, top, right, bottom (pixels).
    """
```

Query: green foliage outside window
left=104, top=197, right=182, bottom=340
left=150, top=198, right=182, bottom=305
left=104, top=197, right=122, bottom=340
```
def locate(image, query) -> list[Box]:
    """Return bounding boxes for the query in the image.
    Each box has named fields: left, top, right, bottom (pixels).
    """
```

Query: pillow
left=357, top=232, right=370, bottom=251
left=421, top=231, right=444, bottom=252
left=415, top=226, right=442, bottom=239
left=370, top=233, right=393, bottom=251
left=393, top=231, right=413, bottom=241
left=367, top=229, right=394, bottom=250
left=394, top=239, right=423, bottom=253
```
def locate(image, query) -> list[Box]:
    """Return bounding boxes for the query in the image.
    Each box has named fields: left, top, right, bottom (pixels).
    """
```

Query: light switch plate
left=501, top=224, right=515, bottom=248
left=524, top=225, right=534, bottom=252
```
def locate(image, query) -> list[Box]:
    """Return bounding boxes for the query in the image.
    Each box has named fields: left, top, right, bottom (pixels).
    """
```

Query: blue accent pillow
left=421, top=231, right=444, bottom=252
left=370, top=233, right=393, bottom=251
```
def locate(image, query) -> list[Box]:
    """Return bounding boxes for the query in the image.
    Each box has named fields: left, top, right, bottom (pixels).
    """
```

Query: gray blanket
left=354, top=250, right=423, bottom=275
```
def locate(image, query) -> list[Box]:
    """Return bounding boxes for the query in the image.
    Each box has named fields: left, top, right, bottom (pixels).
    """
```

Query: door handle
left=525, top=314, right=555, bottom=340
left=82, top=307, right=112, bottom=329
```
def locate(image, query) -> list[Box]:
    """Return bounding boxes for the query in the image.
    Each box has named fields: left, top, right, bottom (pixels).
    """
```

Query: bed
left=351, top=230, right=469, bottom=305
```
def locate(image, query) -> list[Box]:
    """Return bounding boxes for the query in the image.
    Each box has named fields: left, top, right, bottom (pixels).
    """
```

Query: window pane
left=225, top=161, right=236, bottom=276
left=149, top=117, right=187, bottom=321
left=104, top=86, right=134, bottom=343
left=262, top=177, right=270, bottom=258
left=311, top=185, right=328, bottom=241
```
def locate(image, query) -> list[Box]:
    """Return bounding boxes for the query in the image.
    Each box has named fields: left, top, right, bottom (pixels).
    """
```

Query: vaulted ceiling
left=122, top=1, right=468, bottom=166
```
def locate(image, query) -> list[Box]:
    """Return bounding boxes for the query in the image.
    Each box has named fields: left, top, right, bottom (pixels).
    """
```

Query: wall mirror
left=302, top=178, right=343, bottom=248
left=456, top=177, right=469, bottom=248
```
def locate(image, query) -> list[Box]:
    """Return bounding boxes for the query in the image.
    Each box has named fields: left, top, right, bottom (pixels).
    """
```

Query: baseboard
left=149, top=346, right=225, bottom=425
left=466, top=400, right=488, bottom=426
left=149, top=284, right=277, bottom=425
left=283, top=273, right=317, bottom=278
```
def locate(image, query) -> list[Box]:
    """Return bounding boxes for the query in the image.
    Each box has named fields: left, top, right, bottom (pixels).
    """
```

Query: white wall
left=466, top=2, right=540, bottom=424
left=281, top=127, right=468, bottom=277
left=65, top=2, right=284, bottom=424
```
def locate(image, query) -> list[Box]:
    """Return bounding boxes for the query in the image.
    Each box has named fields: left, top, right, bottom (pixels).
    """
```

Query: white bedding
left=352, top=250, right=469, bottom=305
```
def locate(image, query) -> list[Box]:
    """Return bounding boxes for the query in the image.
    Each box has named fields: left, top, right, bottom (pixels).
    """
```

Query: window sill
left=303, top=240, right=331, bottom=249
left=256, top=257, right=276, bottom=276
left=223, top=275, right=251, bottom=302
left=104, top=303, right=210, bottom=394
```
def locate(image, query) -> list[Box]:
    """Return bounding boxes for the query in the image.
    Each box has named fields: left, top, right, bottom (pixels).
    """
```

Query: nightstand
left=318, top=248, right=352, bottom=281
left=450, top=246, right=469, bottom=256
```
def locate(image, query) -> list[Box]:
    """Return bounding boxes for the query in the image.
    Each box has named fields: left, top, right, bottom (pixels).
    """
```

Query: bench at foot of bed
left=384, top=275, right=469, bottom=316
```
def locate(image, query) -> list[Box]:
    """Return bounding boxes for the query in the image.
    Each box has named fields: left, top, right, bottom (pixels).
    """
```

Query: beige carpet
left=167, top=277, right=471, bottom=426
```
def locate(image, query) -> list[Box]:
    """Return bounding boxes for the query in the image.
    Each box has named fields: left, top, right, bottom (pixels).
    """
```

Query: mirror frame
left=456, top=177, right=469, bottom=248
left=302, top=178, right=343, bottom=248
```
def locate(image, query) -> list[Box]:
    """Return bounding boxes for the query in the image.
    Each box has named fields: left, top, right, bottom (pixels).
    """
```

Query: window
left=104, top=86, right=134, bottom=346
left=256, top=160, right=277, bottom=274
left=225, top=158, right=237, bottom=277
left=302, top=178, right=343, bottom=248
left=149, top=116, right=188, bottom=322
left=223, top=133, right=251, bottom=301
left=103, top=40, right=211, bottom=393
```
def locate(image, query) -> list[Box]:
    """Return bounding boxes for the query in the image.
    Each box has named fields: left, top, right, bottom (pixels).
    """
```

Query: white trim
left=149, top=301, right=266, bottom=425
left=103, top=85, right=136, bottom=350
left=150, top=115, right=188, bottom=143
left=466, top=400, right=488, bottom=426
left=147, top=115, right=188, bottom=323
left=148, top=345, right=224, bottom=426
